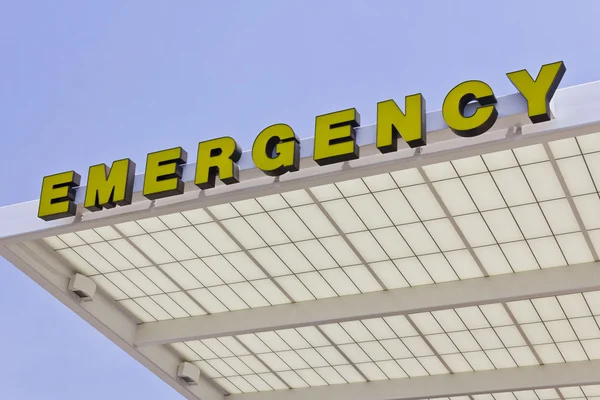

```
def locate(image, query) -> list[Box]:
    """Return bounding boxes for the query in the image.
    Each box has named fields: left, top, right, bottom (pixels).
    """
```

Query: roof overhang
left=3, top=80, right=600, bottom=400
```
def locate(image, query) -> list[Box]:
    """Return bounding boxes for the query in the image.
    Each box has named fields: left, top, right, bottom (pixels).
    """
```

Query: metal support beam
left=0, top=241, right=223, bottom=400
left=502, top=303, right=544, bottom=365
left=405, top=314, right=453, bottom=374
left=228, top=360, right=600, bottom=400
left=135, top=261, right=600, bottom=346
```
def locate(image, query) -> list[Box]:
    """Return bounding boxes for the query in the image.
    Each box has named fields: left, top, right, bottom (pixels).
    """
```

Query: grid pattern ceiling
left=38, top=130, right=600, bottom=395
left=42, top=131, right=600, bottom=323
left=166, top=292, right=600, bottom=393
left=429, top=385, right=600, bottom=400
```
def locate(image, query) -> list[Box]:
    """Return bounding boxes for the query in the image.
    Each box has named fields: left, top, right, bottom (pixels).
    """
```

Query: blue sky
left=1, top=1, right=600, bottom=398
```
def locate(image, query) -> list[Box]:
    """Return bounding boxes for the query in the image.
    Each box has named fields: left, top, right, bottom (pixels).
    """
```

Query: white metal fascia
left=4, top=80, right=600, bottom=245
left=0, top=240, right=223, bottom=400
left=135, top=261, right=600, bottom=346
left=228, top=360, right=600, bottom=400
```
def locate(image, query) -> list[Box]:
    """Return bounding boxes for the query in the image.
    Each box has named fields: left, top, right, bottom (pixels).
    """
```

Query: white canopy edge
left=3, top=81, right=600, bottom=245
left=0, top=87, right=537, bottom=244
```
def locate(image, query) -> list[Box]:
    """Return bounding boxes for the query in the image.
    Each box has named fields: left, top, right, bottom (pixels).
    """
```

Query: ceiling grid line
left=111, top=224, right=212, bottom=315
left=543, top=143, right=599, bottom=261
left=417, top=166, right=490, bottom=277
left=314, top=326, right=371, bottom=382
left=232, top=336, right=294, bottom=390
left=502, top=303, right=544, bottom=365
left=405, top=315, right=454, bottom=374
left=202, top=208, right=296, bottom=304
left=305, top=189, right=388, bottom=290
